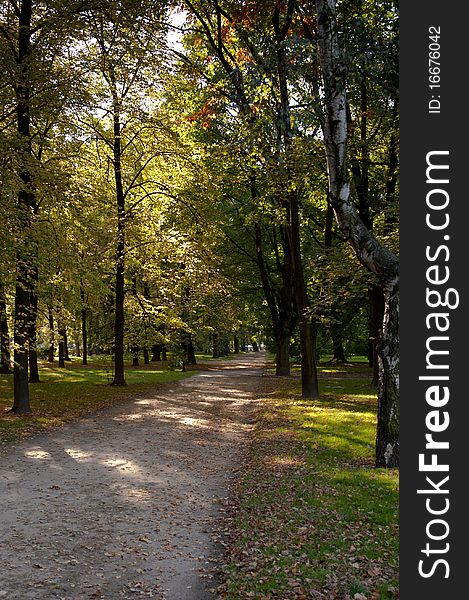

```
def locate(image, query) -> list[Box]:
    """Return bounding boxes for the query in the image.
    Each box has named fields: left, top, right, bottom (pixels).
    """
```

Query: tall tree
left=82, top=1, right=167, bottom=385
left=10, top=0, right=35, bottom=413
left=179, top=0, right=320, bottom=391
left=315, top=0, right=399, bottom=467
left=1, top=0, right=89, bottom=412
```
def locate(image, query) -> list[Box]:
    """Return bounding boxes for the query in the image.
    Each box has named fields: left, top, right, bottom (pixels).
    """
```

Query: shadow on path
left=0, top=352, right=267, bottom=600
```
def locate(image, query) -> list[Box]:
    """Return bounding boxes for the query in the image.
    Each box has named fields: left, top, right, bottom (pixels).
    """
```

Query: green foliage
left=1, top=0, right=396, bottom=452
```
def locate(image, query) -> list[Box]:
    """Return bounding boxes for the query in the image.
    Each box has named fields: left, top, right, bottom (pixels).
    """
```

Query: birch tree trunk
left=315, top=0, right=399, bottom=467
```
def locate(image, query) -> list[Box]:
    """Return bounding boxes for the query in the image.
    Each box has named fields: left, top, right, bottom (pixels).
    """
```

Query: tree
left=80, top=0, right=167, bottom=384
left=0, top=0, right=91, bottom=412
left=176, top=0, right=322, bottom=391
left=315, top=0, right=399, bottom=467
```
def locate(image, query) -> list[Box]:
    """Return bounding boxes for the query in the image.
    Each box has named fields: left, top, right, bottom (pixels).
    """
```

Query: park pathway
left=0, top=352, right=267, bottom=600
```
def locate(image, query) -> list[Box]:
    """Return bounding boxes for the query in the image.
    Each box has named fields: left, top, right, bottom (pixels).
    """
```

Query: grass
left=219, top=367, right=398, bottom=600
left=0, top=357, right=194, bottom=446
left=195, top=352, right=239, bottom=361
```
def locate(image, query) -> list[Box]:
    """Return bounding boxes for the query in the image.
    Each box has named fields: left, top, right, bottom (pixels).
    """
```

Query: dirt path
left=0, top=352, right=267, bottom=600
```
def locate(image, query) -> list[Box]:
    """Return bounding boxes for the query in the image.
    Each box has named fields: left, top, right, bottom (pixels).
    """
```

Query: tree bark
left=369, top=285, right=384, bottom=386
left=151, top=344, right=161, bottom=361
left=276, top=332, right=291, bottom=376
left=143, top=347, right=150, bottom=364
left=80, top=287, right=88, bottom=365
left=212, top=332, right=220, bottom=358
left=110, top=77, right=126, bottom=386
left=28, top=274, right=40, bottom=383
left=0, top=286, right=11, bottom=373
left=316, top=0, right=399, bottom=467
left=132, top=347, right=139, bottom=367
left=186, top=334, right=197, bottom=365
left=330, top=324, right=347, bottom=363
left=74, top=335, right=81, bottom=357
left=233, top=335, right=240, bottom=354
left=48, top=306, right=55, bottom=362
left=375, top=279, right=399, bottom=467
left=12, top=0, right=34, bottom=414
left=64, top=329, right=71, bottom=361
left=58, top=328, right=66, bottom=368
left=287, top=191, right=319, bottom=397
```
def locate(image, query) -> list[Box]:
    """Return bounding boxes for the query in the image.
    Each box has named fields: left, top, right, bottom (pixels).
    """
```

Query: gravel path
left=0, top=352, right=267, bottom=600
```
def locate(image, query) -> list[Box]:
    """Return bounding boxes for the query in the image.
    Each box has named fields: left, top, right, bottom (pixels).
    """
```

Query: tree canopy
left=0, top=0, right=399, bottom=466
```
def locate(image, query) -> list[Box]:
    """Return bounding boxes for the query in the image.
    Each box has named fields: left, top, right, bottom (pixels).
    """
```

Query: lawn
left=219, top=364, right=399, bottom=600
left=0, top=357, right=194, bottom=446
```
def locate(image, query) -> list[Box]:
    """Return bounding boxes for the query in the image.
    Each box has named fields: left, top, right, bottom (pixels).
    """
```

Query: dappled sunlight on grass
left=222, top=365, right=398, bottom=600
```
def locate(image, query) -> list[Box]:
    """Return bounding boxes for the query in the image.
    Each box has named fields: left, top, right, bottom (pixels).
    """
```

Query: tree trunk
left=273, top=12, right=318, bottom=398
left=75, top=336, right=81, bottom=357
left=151, top=344, right=161, bottom=361
left=13, top=284, right=30, bottom=412
left=110, top=79, right=126, bottom=386
left=58, top=328, right=66, bottom=368
left=369, top=285, right=385, bottom=386
left=186, top=334, right=197, bottom=365
left=12, top=0, right=34, bottom=414
left=330, top=324, right=347, bottom=363
left=375, top=279, right=399, bottom=467
left=143, top=347, right=149, bottom=364
left=288, top=192, right=319, bottom=398
left=316, top=0, right=399, bottom=466
left=28, top=280, right=40, bottom=383
left=234, top=335, right=240, bottom=354
left=276, top=331, right=291, bottom=376
left=0, top=286, right=11, bottom=373
left=253, top=221, right=295, bottom=377
left=212, top=332, right=220, bottom=358
left=81, top=287, right=88, bottom=366
left=299, top=320, right=319, bottom=397
left=162, top=346, right=167, bottom=361
left=48, top=306, right=55, bottom=363
left=132, top=347, right=139, bottom=367
left=64, top=329, right=72, bottom=361
left=251, top=340, right=259, bottom=352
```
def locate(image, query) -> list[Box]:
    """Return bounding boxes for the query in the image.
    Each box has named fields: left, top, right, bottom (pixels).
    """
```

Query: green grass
left=0, top=358, right=194, bottom=445
left=319, top=354, right=371, bottom=365
left=267, top=354, right=373, bottom=377
left=195, top=352, right=240, bottom=361
left=219, top=369, right=398, bottom=600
